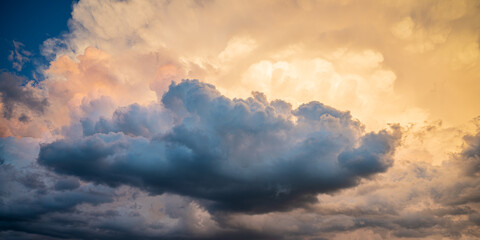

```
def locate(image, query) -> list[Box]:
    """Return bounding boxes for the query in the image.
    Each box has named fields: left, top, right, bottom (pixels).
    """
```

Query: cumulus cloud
left=39, top=80, right=401, bottom=213
left=1, top=0, right=475, bottom=138
left=39, top=0, right=479, bottom=129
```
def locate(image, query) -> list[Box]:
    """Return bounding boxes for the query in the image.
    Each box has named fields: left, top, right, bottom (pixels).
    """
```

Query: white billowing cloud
left=33, top=0, right=478, bottom=137
left=237, top=50, right=407, bottom=130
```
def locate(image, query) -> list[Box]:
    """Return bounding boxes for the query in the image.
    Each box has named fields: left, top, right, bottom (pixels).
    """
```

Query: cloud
left=215, top=122, right=480, bottom=239
left=1, top=138, right=216, bottom=240
left=1, top=0, right=479, bottom=239
left=82, top=103, right=173, bottom=138
left=39, top=0, right=480, bottom=129
left=0, top=135, right=220, bottom=239
left=0, top=137, right=113, bottom=224
left=1, top=0, right=474, bottom=138
left=39, top=79, right=401, bottom=213
left=459, top=131, right=480, bottom=177
left=0, top=71, right=48, bottom=120
left=8, top=41, right=32, bottom=72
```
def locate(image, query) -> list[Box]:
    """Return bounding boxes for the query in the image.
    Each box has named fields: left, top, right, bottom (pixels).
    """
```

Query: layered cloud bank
left=1, top=0, right=480, bottom=239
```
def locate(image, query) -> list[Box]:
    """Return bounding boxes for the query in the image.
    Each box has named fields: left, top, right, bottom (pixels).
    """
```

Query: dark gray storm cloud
left=0, top=71, right=48, bottom=119
left=39, top=79, right=401, bottom=213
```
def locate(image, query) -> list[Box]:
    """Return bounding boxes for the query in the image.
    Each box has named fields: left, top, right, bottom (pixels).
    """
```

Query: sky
left=0, top=0, right=74, bottom=80
left=0, top=0, right=479, bottom=239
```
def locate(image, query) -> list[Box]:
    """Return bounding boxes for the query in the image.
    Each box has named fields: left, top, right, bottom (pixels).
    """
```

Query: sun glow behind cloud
left=1, top=0, right=480, bottom=239
left=33, top=0, right=479, bottom=133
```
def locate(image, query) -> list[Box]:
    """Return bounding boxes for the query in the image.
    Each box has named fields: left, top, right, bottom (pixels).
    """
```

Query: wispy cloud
left=8, top=40, right=32, bottom=72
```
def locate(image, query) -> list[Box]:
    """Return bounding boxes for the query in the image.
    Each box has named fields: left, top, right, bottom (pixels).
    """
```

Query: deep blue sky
left=0, top=0, right=76, bottom=80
